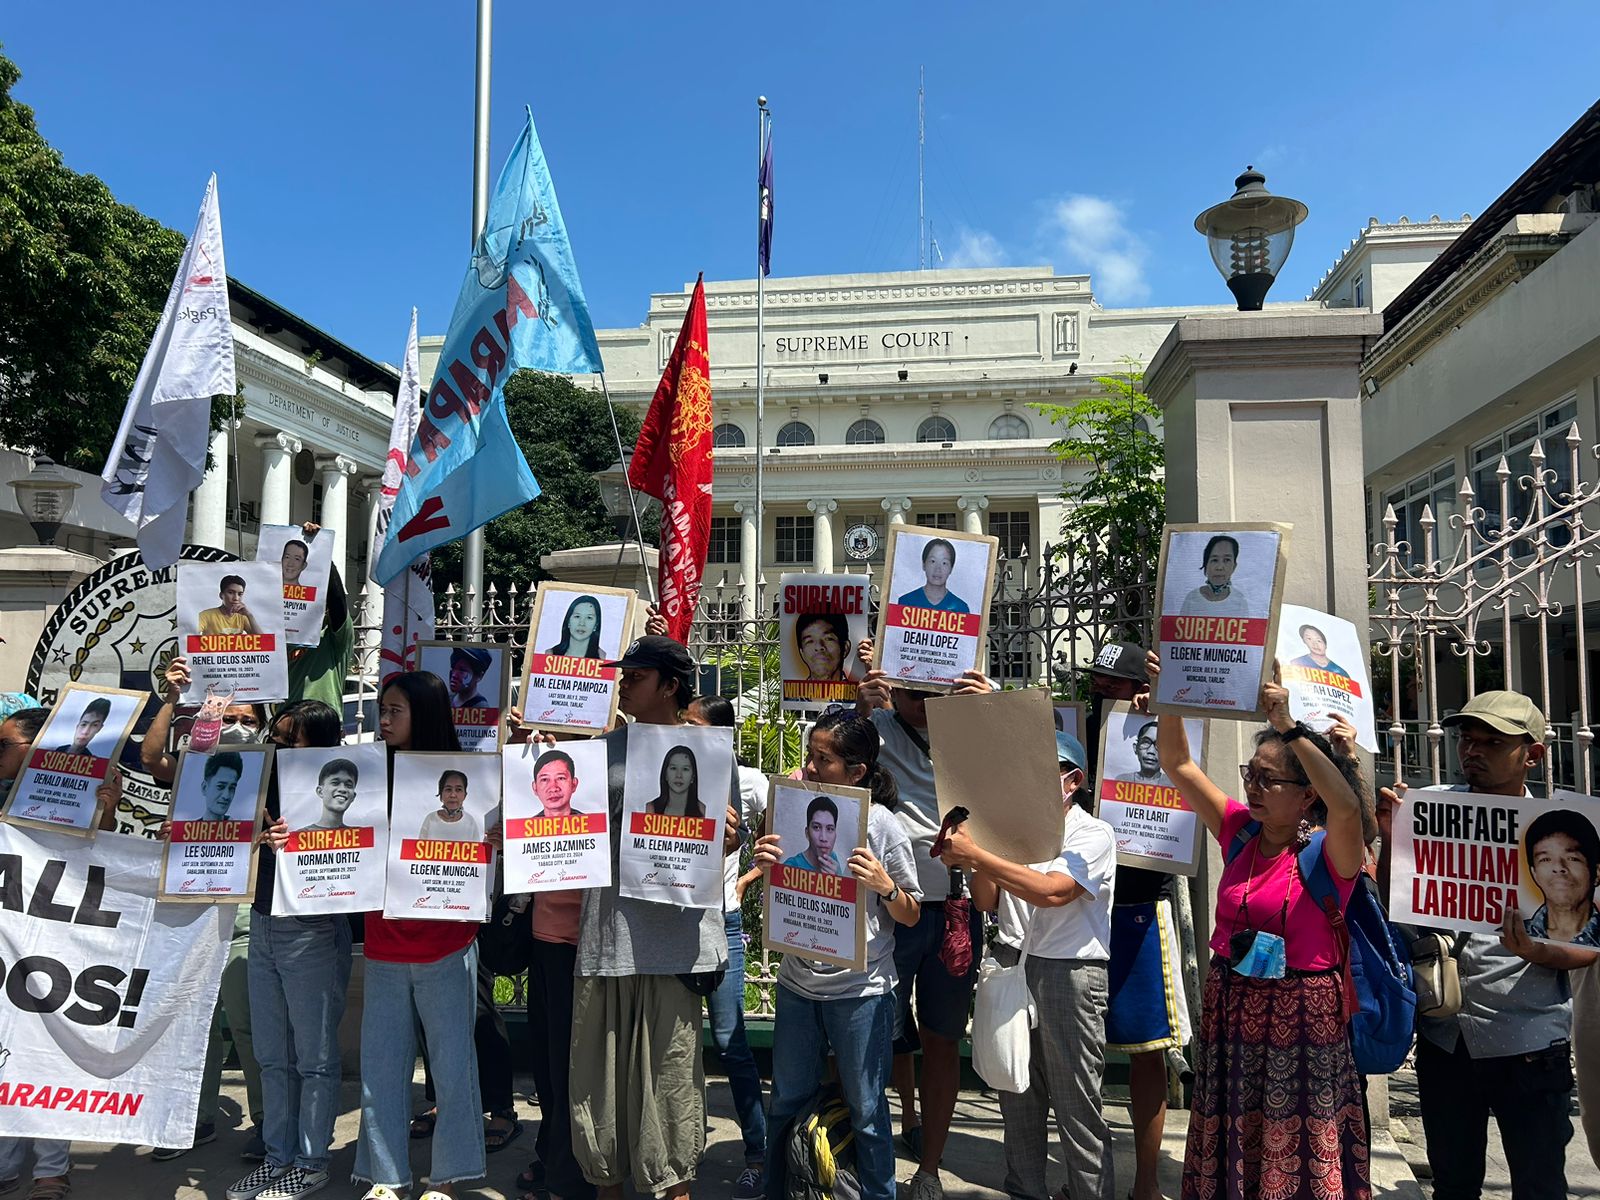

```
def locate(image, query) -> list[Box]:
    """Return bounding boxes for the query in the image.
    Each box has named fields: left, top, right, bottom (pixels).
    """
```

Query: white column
left=958, top=493, right=990, bottom=535
left=734, top=500, right=758, bottom=618
left=191, top=425, right=230, bottom=549
left=881, top=497, right=912, bottom=525
left=257, top=432, right=302, bottom=529
left=319, top=455, right=359, bottom=585
left=363, top=481, right=384, bottom=588
left=359, top=481, right=384, bottom=656
left=808, top=498, right=838, bottom=572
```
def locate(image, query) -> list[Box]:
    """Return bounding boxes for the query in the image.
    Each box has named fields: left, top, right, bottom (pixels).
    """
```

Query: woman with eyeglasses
left=1149, top=653, right=1372, bottom=1200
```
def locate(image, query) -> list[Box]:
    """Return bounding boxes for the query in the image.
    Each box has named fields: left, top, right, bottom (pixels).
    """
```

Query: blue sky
left=6, top=3, right=1599, bottom=365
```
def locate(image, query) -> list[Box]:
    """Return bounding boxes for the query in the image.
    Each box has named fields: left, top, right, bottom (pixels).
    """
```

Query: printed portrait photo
left=503, top=739, right=609, bottom=821
left=390, top=752, right=501, bottom=845
left=276, top=742, right=388, bottom=834
left=1159, top=529, right=1281, bottom=622
left=418, top=643, right=507, bottom=712
left=532, top=587, right=632, bottom=662
left=1521, top=807, right=1600, bottom=947
left=40, top=689, right=140, bottom=761
left=171, top=747, right=270, bottom=824
left=773, top=784, right=863, bottom=879
left=888, top=530, right=990, bottom=618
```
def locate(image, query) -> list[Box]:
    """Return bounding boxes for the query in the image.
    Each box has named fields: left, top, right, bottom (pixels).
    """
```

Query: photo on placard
left=519, top=583, right=637, bottom=734
left=2, top=684, right=146, bottom=835
left=175, top=560, right=290, bottom=704
left=1094, top=701, right=1206, bottom=875
left=874, top=524, right=999, bottom=692
left=617, top=722, right=733, bottom=909
left=1053, top=702, right=1085, bottom=744
left=273, top=742, right=390, bottom=915
left=532, top=586, right=633, bottom=661
left=779, top=574, right=872, bottom=710
left=888, top=528, right=989, bottom=616
left=762, top=778, right=870, bottom=971
left=1520, top=797, right=1600, bottom=947
left=159, top=744, right=274, bottom=903
left=501, top=738, right=613, bottom=893
left=1276, top=603, right=1377, bottom=752
left=254, top=523, right=334, bottom=646
left=384, top=751, right=500, bottom=921
left=170, top=748, right=267, bottom=824
left=773, top=783, right=863, bottom=878
left=416, top=641, right=510, bottom=752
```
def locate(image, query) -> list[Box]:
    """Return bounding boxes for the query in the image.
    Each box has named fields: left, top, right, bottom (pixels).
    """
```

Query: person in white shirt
left=938, top=730, right=1118, bottom=1200
left=1176, top=533, right=1254, bottom=618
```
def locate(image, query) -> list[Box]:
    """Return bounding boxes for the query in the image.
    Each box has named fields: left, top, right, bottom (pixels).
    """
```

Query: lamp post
left=10, top=455, right=80, bottom=546
left=594, top=452, right=636, bottom=540
left=1195, top=167, right=1308, bottom=311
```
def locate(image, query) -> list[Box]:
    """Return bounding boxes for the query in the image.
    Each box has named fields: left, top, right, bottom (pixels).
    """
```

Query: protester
left=285, top=522, right=355, bottom=711
left=143, top=659, right=267, bottom=1161
left=940, top=730, right=1117, bottom=1200
left=568, top=635, right=737, bottom=1200
left=1154, top=661, right=1370, bottom=1199
left=855, top=659, right=993, bottom=1200
left=1082, top=642, right=1187, bottom=1200
left=1408, top=691, right=1595, bottom=1200
left=353, top=670, right=484, bottom=1200
left=755, top=710, right=922, bottom=1200
left=684, top=693, right=769, bottom=1200
left=226, top=699, right=352, bottom=1200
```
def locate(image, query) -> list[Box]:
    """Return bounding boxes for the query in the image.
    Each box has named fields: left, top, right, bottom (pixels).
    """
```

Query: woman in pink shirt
left=1153, top=657, right=1370, bottom=1200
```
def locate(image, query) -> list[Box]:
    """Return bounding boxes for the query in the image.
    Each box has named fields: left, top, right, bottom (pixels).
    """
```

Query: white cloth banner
left=99, top=173, right=236, bottom=569
left=376, top=310, right=434, bottom=680
left=0, top=824, right=229, bottom=1147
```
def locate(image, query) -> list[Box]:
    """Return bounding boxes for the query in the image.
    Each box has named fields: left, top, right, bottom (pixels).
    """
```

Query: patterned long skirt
left=1181, top=959, right=1369, bottom=1200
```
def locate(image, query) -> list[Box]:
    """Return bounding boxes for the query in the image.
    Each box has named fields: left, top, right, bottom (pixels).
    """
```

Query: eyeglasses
left=1238, top=764, right=1303, bottom=790
left=0, top=739, right=31, bottom=750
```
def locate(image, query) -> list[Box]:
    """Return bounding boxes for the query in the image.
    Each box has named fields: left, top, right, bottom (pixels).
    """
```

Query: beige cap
left=1441, top=691, right=1546, bottom=741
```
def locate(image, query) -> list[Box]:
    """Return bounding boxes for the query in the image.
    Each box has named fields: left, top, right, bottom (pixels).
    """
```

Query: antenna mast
left=917, top=65, right=926, bottom=271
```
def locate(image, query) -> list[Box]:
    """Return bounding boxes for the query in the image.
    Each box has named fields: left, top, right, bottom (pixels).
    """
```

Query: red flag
left=629, top=274, right=713, bottom=642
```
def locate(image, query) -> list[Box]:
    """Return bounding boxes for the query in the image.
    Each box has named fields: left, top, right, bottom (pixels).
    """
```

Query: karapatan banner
left=0, top=823, right=230, bottom=1148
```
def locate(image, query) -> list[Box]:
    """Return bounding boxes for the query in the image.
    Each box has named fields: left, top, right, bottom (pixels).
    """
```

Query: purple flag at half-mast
left=758, top=130, right=774, bottom=276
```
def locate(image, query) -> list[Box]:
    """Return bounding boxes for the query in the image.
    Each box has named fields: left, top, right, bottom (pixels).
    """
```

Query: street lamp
left=1194, top=166, right=1308, bottom=311
left=10, top=454, right=80, bottom=545
left=594, top=450, right=636, bottom=539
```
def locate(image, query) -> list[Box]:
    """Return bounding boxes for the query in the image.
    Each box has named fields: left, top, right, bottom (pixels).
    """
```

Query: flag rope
left=599, top=373, right=657, bottom=604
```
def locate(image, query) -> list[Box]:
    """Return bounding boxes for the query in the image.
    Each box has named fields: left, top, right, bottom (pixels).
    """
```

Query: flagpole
left=462, top=0, right=493, bottom=626
left=754, top=97, right=770, bottom=621
left=599, top=374, right=657, bottom=604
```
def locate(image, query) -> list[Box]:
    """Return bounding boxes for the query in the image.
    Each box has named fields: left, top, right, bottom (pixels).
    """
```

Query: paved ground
left=45, top=1066, right=1429, bottom=1200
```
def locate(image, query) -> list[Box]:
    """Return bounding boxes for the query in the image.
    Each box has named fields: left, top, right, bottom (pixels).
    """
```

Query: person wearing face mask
left=1153, top=659, right=1370, bottom=1199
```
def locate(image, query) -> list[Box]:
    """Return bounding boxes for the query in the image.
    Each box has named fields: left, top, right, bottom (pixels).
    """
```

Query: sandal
left=26, top=1181, right=69, bottom=1200
left=516, top=1160, right=547, bottom=1194
left=484, top=1110, right=523, bottom=1152
left=359, top=1187, right=406, bottom=1200
left=409, top=1108, right=437, bottom=1139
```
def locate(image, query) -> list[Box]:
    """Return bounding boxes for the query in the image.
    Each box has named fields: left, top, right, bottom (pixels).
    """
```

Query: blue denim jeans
left=0, top=1138, right=69, bottom=1180
left=354, top=942, right=484, bottom=1189
left=248, top=913, right=352, bottom=1172
left=765, top=985, right=896, bottom=1200
left=707, top=909, right=767, bottom=1164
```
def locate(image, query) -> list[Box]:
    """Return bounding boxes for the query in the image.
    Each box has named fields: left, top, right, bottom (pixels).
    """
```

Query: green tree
left=1032, top=362, right=1164, bottom=642
left=431, top=370, right=653, bottom=587
left=0, top=49, right=236, bottom=470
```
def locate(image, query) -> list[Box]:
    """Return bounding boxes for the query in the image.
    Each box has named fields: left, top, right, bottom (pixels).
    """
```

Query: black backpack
left=784, top=1086, right=861, bottom=1200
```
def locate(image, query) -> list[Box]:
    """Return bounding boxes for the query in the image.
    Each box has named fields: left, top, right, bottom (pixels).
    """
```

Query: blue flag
left=758, top=129, right=774, bottom=276
left=374, top=108, right=603, bottom=586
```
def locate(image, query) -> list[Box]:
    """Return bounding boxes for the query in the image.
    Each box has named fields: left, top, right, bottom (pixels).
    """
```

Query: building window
left=915, top=512, right=957, bottom=530
left=776, top=421, right=815, bottom=448
left=988, top=413, right=1031, bottom=439
left=917, top=415, right=957, bottom=443
left=846, top=418, right=885, bottom=444
left=1354, top=274, right=1366, bottom=308
left=708, top=515, right=740, bottom=563
left=775, top=515, right=814, bottom=564
left=1382, top=462, right=1457, bottom=566
left=989, top=510, right=1029, bottom=558
left=713, top=422, right=746, bottom=448
left=1470, top=397, right=1578, bottom=550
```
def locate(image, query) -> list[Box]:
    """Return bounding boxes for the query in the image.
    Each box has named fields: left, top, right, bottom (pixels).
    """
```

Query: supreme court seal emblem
left=844, top=524, right=880, bottom=561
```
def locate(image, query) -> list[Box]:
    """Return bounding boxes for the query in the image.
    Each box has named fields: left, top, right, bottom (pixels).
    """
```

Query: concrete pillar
left=360, top=482, right=384, bottom=657
left=808, top=498, right=837, bottom=572
left=257, top=432, right=302, bottom=529
left=318, top=454, right=359, bottom=585
left=881, top=497, right=912, bottom=525
left=734, top=500, right=758, bottom=618
left=957, top=493, right=989, bottom=535
left=192, top=426, right=230, bottom=550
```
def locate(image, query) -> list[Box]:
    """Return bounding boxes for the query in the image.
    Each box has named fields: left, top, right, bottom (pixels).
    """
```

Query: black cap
left=1089, top=641, right=1149, bottom=684
left=605, top=635, right=696, bottom=680
left=450, top=647, right=493, bottom=674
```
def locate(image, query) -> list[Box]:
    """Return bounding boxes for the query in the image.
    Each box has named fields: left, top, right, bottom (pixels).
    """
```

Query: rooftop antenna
left=918, top=65, right=926, bottom=271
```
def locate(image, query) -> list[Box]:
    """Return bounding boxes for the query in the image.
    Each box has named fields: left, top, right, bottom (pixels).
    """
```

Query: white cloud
left=1047, top=194, right=1150, bottom=304
left=942, top=227, right=1008, bottom=269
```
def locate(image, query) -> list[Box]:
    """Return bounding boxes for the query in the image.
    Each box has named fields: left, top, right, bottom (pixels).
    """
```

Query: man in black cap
left=447, top=647, right=493, bottom=710
left=1085, top=641, right=1186, bottom=1200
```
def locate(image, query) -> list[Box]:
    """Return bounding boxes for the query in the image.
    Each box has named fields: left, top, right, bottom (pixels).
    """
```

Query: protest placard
left=158, top=745, right=273, bottom=902
left=417, top=640, right=510, bottom=752
left=272, top=743, right=389, bottom=915
left=925, top=687, right=1064, bottom=866
left=618, top=722, right=732, bottom=909
left=779, top=573, right=870, bottom=711
left=1094, top=701, right=1207, bottom=875
left=518, top=583, right=637, bottom=734
left=1151, top=523, right=1289, bottom=721
left=176, top=561, right=289, bottom=704
left=254, top=523, right=333, bottom=647
left=501, top=738, right=611, bottom=893
left=761, top=779, right=869, bottom=970
left=1275, top=603, right=1377, bottom=752
left=874, top=524, right=997, bottom=692
left=383, top=751, right=498, bottom=921
left=1053, top=702, right=1085, bottom=745
left=1392, top=786, right=1600, bottom=946
left=0, top=823, right=230, bottom=1148
left=2, top=684, right=144, bottom=836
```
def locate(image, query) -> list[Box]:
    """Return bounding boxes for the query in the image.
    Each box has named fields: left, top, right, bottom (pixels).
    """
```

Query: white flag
left=99, top=174, right=235, bottom=568
left=376, top=309, right=434, bottom=681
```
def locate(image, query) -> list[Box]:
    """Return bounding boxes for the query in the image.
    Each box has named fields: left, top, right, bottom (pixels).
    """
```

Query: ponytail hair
left=812, top=709, right=898, bottom=810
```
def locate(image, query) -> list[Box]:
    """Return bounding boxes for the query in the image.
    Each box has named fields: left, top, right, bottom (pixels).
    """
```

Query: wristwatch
left=884, top=883, right=900, bottom=904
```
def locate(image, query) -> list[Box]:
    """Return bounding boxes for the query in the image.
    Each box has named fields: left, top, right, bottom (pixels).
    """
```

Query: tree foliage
left=430, top=370, right=652, bottom=588
left=0, top=48, right=223, bottom=470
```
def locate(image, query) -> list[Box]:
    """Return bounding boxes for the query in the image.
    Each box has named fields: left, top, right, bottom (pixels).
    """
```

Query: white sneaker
left=257, top=1168, right=328, bottom=1199
left=906, top=1170, right=945, bottom=1200
left=225, top=1163, right=284, bottom=1200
